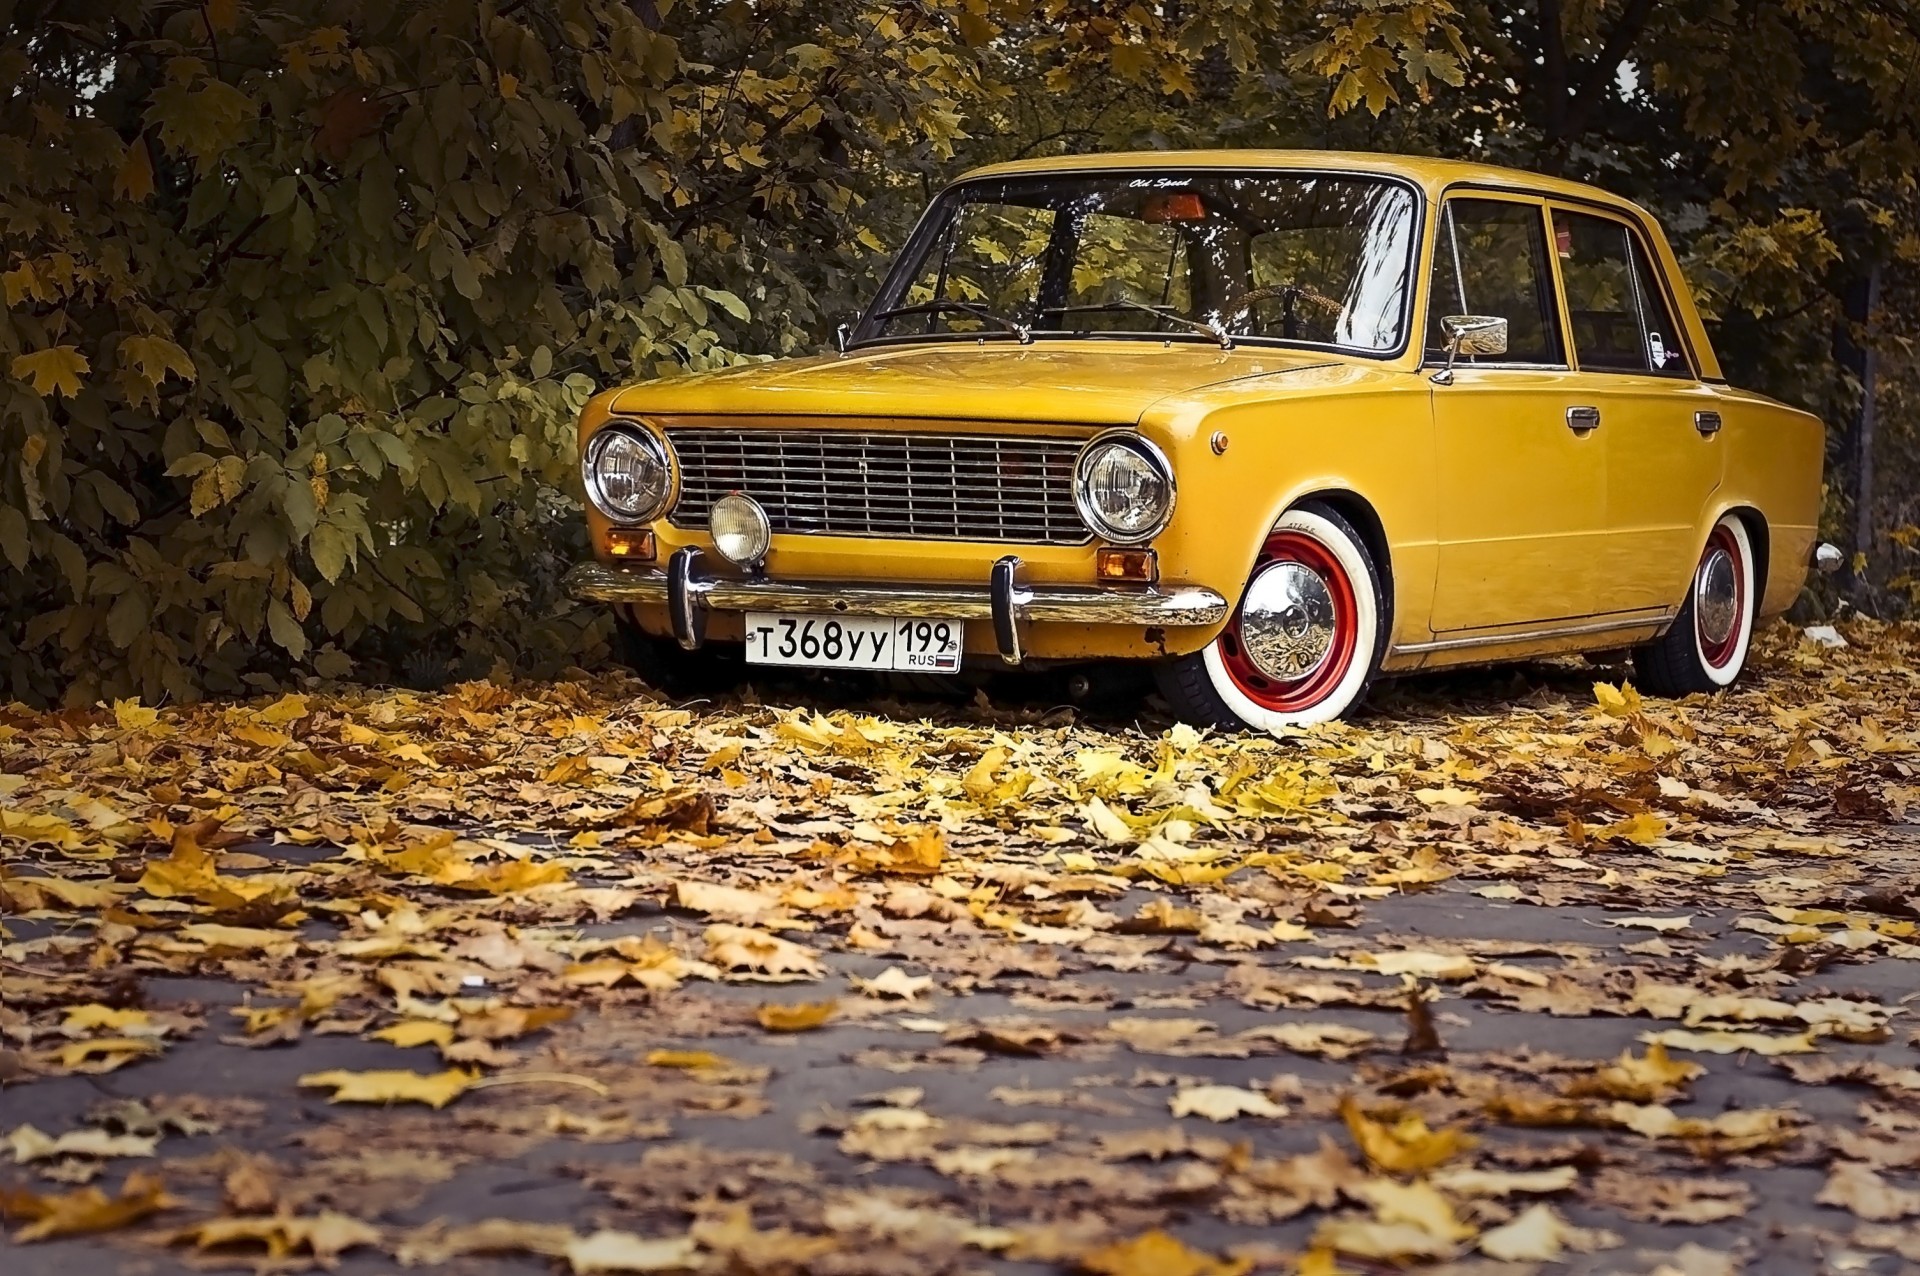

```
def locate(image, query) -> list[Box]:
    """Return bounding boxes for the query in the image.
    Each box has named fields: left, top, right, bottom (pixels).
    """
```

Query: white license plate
left=743, top=613, right=963, bottom=673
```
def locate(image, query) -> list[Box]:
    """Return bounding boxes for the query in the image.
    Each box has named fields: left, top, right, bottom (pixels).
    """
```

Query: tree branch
left=1538, top=0, right=1568, bottom=145
left=1560, top=0, right=1658, bottom=145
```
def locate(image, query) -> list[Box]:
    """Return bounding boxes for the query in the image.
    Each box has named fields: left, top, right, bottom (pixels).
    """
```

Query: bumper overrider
left=565, top=548, right=1230, bottom=666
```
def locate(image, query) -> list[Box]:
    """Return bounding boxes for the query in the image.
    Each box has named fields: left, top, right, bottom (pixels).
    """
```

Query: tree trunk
left=1834, top=265, right=1881, bottom=604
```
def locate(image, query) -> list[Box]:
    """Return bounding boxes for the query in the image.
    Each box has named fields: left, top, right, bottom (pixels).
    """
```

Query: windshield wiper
left=1051, top=299, right=1235, bottom=350
left=869, top=300, right=1033, bottom=344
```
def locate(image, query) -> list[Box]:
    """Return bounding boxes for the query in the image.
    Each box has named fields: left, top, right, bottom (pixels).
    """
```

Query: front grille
left=664, top=427, right=1091, bottom=545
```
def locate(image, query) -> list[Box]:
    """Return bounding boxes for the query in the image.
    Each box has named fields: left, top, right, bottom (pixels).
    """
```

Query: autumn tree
left=0, top=0, right=985, bottom=703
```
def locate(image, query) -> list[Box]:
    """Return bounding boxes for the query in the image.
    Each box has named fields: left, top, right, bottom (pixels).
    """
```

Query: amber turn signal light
left=606, top=529, right=656, bottom=561
left=1096, top=546, right=1158, bottom=584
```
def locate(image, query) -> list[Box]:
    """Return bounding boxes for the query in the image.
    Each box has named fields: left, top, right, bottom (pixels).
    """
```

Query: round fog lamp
left=710, top=492, right=772, bottom=569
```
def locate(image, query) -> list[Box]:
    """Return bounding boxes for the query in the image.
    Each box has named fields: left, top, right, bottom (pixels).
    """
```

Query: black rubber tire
left=1632, top=517, right=1757, bottom=697
left=1153, top=503, right=1388, bottom=731
left=614, top=616, right=738, bottom=699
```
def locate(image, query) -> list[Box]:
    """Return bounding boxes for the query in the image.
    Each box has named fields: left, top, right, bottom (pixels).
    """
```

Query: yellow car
left=567, top=151, right=1836, bottom=732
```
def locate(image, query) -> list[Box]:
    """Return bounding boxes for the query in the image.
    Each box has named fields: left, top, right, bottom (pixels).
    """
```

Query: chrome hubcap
left=1696, top=548, right=1739, bottom=645
left=1239, top=560, right=1337, bottom=680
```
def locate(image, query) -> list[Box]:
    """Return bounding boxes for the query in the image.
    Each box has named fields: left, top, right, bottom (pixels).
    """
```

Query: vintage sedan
left=566, top=151, right=1837, bottom=733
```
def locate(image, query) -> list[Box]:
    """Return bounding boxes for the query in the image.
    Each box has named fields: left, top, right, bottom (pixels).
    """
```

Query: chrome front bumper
left=566, top=550, right=1230, bottom=665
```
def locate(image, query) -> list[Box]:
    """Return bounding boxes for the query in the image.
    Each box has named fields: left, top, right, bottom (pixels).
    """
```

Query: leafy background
left=3, top=0, right=1916, bottom=705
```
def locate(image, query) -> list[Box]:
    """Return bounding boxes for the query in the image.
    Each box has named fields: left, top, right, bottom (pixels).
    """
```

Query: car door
left=1548, top=207, right=1724, bottom=616
left=1428, top=195, right=1607, bottom=632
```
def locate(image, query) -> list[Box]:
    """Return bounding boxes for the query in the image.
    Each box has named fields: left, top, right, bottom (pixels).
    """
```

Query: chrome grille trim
left=664, top=428, right=1091, bottom=544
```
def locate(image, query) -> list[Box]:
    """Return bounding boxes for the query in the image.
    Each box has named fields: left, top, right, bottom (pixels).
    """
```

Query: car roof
left=957, top=149, right=1649, bottom=218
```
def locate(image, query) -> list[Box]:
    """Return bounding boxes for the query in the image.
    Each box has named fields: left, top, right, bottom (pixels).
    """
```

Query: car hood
left=607, top=341, right=1344, bottom=425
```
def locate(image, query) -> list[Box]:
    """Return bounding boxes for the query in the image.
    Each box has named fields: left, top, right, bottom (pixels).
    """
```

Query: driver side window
left=1427, top=198, right=1563, bottom=365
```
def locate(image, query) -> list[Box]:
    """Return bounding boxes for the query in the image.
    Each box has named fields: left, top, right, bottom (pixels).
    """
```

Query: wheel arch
left=1720, top=504, right=1770, bottom=609
left=1289, top=487, right=1394, bottom=632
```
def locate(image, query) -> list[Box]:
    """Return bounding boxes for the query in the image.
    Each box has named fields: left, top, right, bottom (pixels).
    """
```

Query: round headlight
left=1073, top=433, right=1174, bottom=544
left=584, top=425, right=673, bottom=523
left=710, top=492, right=772, bottom=569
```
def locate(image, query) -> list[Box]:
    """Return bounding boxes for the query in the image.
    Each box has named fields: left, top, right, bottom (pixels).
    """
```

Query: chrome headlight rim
left=1072, top=429, right=1176, bottom=545
left=583, top=421, right=677, bottom=525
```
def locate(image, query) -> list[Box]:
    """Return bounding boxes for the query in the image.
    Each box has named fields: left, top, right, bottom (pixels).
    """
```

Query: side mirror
left=835, top=322, right=853, bottom=354
left=1432, top=314, right=1508, bottom=384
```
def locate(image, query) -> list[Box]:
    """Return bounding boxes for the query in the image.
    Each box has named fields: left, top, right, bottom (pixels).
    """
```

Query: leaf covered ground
left=4, top=623, right=1920, bottom=1275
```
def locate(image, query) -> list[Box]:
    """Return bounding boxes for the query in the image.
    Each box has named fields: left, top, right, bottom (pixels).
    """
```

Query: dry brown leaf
left=1590, top=1167, right=1753, bottom=1223
left=5, top=1170, right=178, bottom=1243
left=1479, top=1202, right=1619, bottom=1261
left=1818, top=1161, right=1920, bottom=1221
left=1169, top=1085, right=1288, bottom=1122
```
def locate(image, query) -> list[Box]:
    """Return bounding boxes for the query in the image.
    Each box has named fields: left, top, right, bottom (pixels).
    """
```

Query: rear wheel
left=1633, top=514, right=1757, bottom=695
left=1155, top=505, right=1385, bottom=733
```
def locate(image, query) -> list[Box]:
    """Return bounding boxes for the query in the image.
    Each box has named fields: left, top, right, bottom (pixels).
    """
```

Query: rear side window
left=1552, top=210, right=1692, bottom=377
left=1427, top=198, right=1562, bottom=365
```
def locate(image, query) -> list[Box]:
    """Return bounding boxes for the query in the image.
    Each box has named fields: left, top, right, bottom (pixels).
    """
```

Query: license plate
left=743, top=614, right=962, bottom=673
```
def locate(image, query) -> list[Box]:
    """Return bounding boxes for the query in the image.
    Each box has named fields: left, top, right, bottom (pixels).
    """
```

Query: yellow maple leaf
left=1593, top=681, right=1643, bottom=717
left=1564, top=1042, right=1703, bottom=1102
left=1076, top=1228, right=1251, bottom=1276
left=645, top=1049, right=732, bottom=1070
left=112, top=699, right=160, bottom=731
left=1340, top=1096, right=1477, bottom=1174
left=114, top=138, right=155, bottom=201
left=9, top=1171, right=179, bottom=1243
left=11, top=346, right=89, bottom=398
left=45, top=1037, right=163, bottom=1072
left=754, top=1000, right=837, bottom=1032
left=298, top=1068, right=477, bottom=1108
left=119, top=335, right=196, bottom=387
left=370, top=1020, right=455, bottom=1049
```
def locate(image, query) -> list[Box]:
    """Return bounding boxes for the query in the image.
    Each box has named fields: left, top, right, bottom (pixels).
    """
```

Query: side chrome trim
left=568, top=561, right=1229, bottom=654
left=1391, top=611, right=1674, bottom=657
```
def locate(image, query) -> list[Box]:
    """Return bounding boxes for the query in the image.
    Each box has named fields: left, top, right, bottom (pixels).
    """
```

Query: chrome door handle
left=1694, top=410, right=1722, bottom=435
left=1566, top=406, right=1601, bottom=433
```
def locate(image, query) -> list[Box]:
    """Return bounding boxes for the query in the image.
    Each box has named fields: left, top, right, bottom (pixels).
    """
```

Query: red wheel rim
left=1697, top=524, right=1745, bottom=670
left=1218, top=530, right=1360, bottom=712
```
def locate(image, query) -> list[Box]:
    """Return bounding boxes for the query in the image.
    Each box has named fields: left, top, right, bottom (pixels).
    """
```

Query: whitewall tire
left=1154, top=505, right=1385, bottom=734
left=1634, top=514, right=1757, bottom=695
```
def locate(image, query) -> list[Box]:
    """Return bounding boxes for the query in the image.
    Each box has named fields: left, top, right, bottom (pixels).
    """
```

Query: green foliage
left=0, top=0, right=982, bottom=702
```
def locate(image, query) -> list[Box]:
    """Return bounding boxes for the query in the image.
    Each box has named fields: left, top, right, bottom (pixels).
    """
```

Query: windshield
left=858, top=170, right=1420, bottom=354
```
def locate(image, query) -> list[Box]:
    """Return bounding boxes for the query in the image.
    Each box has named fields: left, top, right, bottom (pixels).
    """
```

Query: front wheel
left=1633, top=514, right=1757, bottom=696
left=1155, top=505, right=1385, bottom=733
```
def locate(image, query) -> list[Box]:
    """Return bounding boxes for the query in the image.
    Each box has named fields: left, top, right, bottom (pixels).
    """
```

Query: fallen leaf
left=1479, top=1202, right=1619, bottom=1261
left=564, top=1228, right=702, bottom=1273
left=1640, top=1028, right=1820, bottom=1056
left=1340, top=1096, right=1476, bottom=1173
left=705, top=924, right=824, bottom=978
left=297, top=1068, right=478, bottom=1108
left=851, top=966, right=934, bottom=1001
left=755, top=1000, right=837, bottom=1032
left=172, top=1211, right=382, bottom=1265
left=6, top=1170, right=178, bottom=1242
left=1818, top=1161, right=1920, bottom=1221
left=1076, top=1228, right=1251, bottom=1276
left=1170, top=1085, right=1288, bottom=1122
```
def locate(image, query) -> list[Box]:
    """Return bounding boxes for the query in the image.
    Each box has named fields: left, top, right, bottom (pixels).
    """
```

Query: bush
left=0, top=0, right=981, bottom=703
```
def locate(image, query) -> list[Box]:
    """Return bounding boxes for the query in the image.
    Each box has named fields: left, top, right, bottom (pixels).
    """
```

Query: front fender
left=1141, top=368, right=1436, bottom=653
